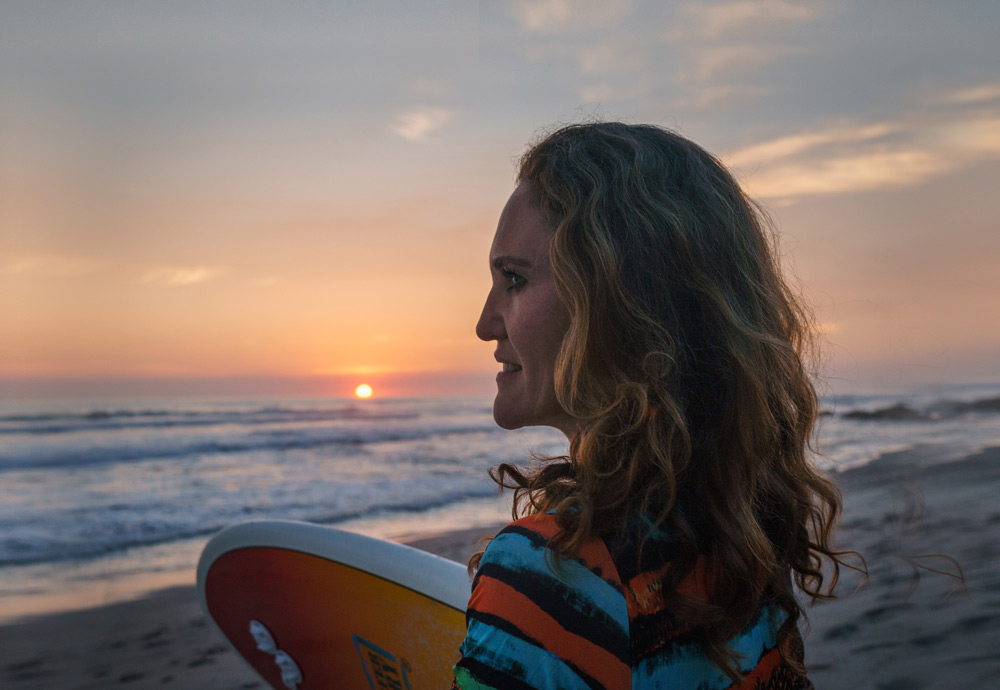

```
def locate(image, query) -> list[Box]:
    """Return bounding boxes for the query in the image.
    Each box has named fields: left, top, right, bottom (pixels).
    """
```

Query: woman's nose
left=476, top=290, right=504, bottom=342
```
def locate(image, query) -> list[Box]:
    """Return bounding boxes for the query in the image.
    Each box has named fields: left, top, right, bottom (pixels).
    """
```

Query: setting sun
left=354, top=384, right=373, bottom=399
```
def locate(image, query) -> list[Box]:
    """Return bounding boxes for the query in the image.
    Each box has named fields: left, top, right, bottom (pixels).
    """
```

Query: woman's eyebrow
left=490, top=256, right=533, bottom=271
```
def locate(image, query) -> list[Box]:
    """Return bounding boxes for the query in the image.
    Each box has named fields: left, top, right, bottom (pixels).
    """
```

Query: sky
left=2, top=0, right=998, bottom=397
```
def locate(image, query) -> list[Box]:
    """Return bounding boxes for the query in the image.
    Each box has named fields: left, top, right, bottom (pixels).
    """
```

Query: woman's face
left=476, top=184, right=575, bottom=437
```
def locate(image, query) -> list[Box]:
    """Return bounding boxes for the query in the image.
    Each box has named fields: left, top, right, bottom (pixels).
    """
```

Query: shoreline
left=0, top=520, right=504, bottom=628
left=3, top=448, right=998, bottom=688
left=0, top=525, right=501, bottom=690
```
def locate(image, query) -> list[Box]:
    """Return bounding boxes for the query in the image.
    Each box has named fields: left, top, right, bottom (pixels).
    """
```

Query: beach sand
left=803, top=445, right=1000, bottom=686
left=2, top=448, right=998, bottom=689
left=0, top=527, right=495, bottom=690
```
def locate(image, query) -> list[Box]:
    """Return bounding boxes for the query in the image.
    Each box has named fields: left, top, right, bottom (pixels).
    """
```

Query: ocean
left=2, top=384, right=999, bottom=622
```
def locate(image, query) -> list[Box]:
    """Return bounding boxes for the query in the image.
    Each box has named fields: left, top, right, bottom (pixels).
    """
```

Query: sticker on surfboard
left=197, top=520, right=472, bottom=690
left=354, top=634, right=410, bottom=690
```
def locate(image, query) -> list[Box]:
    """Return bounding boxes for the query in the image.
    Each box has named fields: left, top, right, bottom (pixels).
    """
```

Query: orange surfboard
left=196, top=520, right=471, bottom=690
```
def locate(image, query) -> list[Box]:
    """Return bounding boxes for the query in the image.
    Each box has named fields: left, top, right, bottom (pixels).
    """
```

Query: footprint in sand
left=957, top=613, right=999, bottom=633
left=4, top=657, right=51, bottom=681
left=140, top=625, right=168, bottom=641
left=823, top=622, right=858, bottom=640
left=875, top=677, right=917, bottom=690
left=861, top=602, right=916, bottom=622
left=850, top=639, right=901, bottom=654
left=907, top=631, right=948, bottom=647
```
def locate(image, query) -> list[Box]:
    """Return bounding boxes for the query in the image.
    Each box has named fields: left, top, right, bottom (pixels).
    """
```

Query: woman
left=453, top=123, right=852, bottom=690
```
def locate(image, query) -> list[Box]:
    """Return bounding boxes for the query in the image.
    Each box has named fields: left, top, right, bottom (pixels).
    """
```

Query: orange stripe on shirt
left=731, top=645, right=782, bottom=688
left=623, top=562, right=670, bottom=619
left=470, top=574, right=630, bottom=690
left=624, top=556, right=714, bottom=622
left=509, top=515, right=621, bottom=583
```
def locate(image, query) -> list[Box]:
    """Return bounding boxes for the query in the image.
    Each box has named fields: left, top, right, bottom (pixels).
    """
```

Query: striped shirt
left=453, top=514, right=812, bottom=690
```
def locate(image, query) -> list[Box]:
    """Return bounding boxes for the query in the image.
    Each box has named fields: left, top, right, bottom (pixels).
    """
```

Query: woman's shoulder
left=460, top=514, right=632, bottom=690
left=480, top=513, right=622, bottom=587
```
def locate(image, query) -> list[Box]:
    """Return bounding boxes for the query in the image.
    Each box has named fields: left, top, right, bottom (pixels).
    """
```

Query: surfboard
left=196, top=520, right=472, bottom=690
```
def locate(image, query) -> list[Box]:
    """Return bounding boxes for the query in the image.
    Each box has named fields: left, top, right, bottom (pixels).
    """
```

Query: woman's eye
left=502, top=270, right=525, bottom=290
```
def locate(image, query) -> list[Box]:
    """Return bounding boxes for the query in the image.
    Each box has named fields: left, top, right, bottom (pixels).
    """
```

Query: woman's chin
left=492, top=399, right=574, bottom=436
left=491, top=404, right=525, bottom=431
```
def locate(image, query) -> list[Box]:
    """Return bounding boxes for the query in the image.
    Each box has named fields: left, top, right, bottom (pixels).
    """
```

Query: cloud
left=390, top=107, right=456, bottom=142
left=142, top=266, right=225, bottom=286
left=513, top=0, right=572, bottom=30
left=0, top=254, right=101, bottom=278
left=542, top=38, right=780, bottom=107
left=505, top=3, right=813, bottom=111
left=947, top=84, right=1000, bottom=105
left=726, top=114, right=1000, bottom=201
left=724, top=122, right=897, bottom=168
left=678, top=0, right=825, bottom=38
left=520, top=30, right=654, bottom=98
left=511, top=0, right=632, bottom=32
left=742, top=150, right=950, bottom=199
left=685, top=43, right=802, bottom=82
left=935, top=117, right=1000, bottom=153
left=661, top=3, right=826, bottom=112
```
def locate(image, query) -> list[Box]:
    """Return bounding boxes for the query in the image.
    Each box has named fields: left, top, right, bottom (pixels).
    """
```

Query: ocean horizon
left=2, top=383, right=999, bottom=622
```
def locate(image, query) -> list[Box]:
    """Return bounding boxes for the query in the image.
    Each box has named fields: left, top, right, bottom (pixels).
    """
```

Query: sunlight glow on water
left=1, top=385, right=998, bottom=621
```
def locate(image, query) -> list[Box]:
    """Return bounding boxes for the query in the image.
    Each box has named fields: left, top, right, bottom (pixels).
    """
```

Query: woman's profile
left=454, top=122, right=853, bottom=689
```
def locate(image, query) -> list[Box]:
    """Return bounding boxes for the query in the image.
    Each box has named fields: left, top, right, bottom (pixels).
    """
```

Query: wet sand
left=0, top=528, right=493, bottom=690
left=2, top=448, right=998, bottom=688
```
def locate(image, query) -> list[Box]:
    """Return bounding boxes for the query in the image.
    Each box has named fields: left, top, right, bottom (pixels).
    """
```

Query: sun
left=354, top=383, right=373, bottom=399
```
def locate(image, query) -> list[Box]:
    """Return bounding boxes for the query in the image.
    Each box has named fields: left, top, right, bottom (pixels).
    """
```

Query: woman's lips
left=497, top=363, right=521, bottom=381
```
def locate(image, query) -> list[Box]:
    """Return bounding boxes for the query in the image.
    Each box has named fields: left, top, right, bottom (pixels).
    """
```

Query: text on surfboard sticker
left=353, top=635, right=411, bottom=690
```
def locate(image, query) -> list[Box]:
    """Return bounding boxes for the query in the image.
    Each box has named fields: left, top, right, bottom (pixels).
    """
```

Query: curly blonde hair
left=473, top=122, right=859, bottom=681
